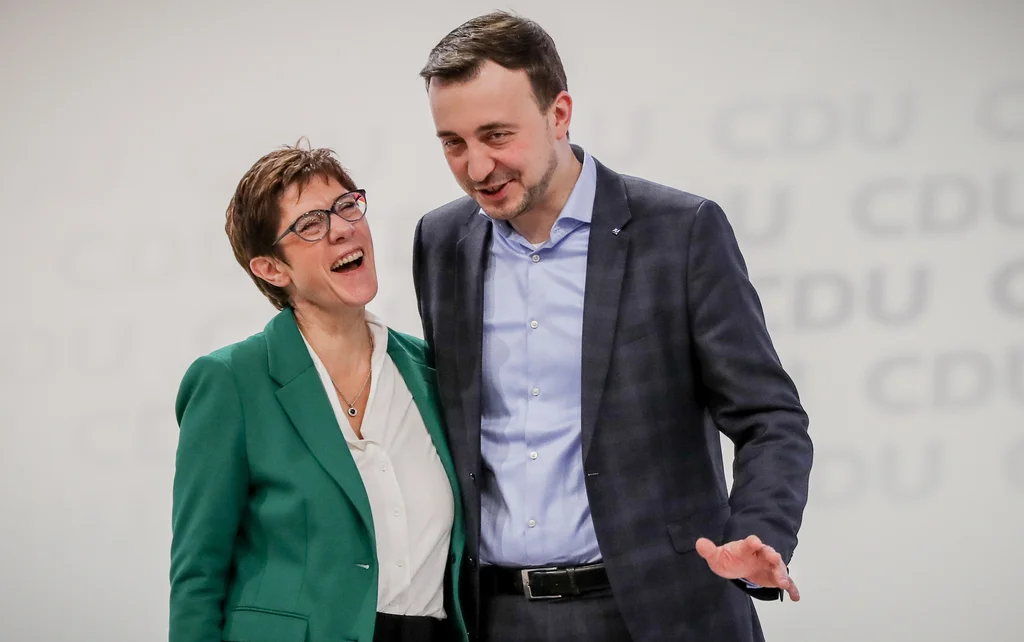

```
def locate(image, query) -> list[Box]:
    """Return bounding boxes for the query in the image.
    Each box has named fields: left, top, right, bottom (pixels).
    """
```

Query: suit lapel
left=580, top=160, right=632, bottom=461
left=455, top=213, right=490, bottom=472
left=265, top=309, right=375, bottom=539
left=387, top=333, right=464, bottom=553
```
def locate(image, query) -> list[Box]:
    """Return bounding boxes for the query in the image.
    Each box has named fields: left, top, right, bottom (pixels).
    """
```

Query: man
left=412, top=11, right=813, bottom=642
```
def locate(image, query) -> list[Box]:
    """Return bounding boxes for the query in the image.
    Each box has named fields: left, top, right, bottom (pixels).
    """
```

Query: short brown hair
left=225, top=140, right=356, bottom=310
left=419, top=11, right=568, bottom=110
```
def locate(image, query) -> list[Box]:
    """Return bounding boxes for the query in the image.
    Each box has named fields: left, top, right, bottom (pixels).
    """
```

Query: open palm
left=695, top=535, right=800, bottom=601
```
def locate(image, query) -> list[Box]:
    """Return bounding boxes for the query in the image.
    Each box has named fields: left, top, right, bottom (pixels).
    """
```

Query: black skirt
left=373, top=611, right=449, bottom=642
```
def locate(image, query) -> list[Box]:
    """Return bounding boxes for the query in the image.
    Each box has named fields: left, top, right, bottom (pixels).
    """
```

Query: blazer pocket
left=666, top=504, right=731, bottom=554
left=221, top=607, right=309, bottom=642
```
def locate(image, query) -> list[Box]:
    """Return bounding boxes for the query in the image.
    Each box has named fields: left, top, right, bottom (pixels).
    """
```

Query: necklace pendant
left=347, top=407, right=358, bottom=417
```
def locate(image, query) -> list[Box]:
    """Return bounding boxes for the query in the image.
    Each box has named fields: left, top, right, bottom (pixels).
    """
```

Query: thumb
left=695, top=537, right=718, bottom=561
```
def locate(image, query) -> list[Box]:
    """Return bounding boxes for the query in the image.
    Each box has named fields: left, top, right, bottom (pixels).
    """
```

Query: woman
left=170, top=142, right=467, bottom=642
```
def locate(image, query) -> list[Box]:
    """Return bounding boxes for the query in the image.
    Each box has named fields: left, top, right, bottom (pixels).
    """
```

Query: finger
left=759, top=546, right=784, bottom=568
left=784, top=576, right=801, bottom=602
left=756, top=544, right=779, bottom=560
left=773, top=561, right=789, bottom=587
left=756, top=546, right=789, bottom=586
left=742, top=534, right=763, bottom=553
left=695, top=537, right=718, bottom=562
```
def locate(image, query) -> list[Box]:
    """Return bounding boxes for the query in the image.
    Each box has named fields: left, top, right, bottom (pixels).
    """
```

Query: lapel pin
left=612, top=228, right=621, bottom=235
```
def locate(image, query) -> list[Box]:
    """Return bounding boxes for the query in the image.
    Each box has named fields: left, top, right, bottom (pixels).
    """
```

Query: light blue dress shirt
left=478, top=151, right=601, bottom=567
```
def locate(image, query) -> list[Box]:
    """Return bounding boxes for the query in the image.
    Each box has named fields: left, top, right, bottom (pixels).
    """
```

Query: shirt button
left=530, top=451, right=538, bottom=460
left=530, top=320, right=539, bottom=329
left=381, top=463, right=388, bottom=472
left=531, top=388, right=540, bottom=396
left=528, top=519, right=537, bottom=528
left=397, top=560, right=404, bottom=568
left=531, top=254, right=541, bottom=263
left=393, top=508, right=400, bottom=517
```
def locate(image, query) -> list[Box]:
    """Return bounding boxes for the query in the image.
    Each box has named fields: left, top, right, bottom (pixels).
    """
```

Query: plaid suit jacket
left=412, top=147, right=812, bottom=642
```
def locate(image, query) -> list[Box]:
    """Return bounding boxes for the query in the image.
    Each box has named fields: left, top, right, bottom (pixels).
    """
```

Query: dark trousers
left=480, top=587, right=633, bottom=642
left=373, top=611, right=447, bottom=642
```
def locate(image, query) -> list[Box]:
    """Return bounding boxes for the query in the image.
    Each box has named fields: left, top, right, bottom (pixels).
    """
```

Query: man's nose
left=466, top=144, right=496, bottom=184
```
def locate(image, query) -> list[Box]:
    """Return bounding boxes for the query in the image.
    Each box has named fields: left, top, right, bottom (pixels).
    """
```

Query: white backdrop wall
left=1, top=0, right=1021, bottom=640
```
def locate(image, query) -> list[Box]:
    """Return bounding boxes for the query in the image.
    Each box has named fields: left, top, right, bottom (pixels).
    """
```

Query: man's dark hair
left=419, top=11, right=568, bottom=109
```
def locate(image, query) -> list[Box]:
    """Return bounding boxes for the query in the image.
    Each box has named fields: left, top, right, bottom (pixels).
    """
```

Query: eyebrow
left=436, top=122, right=515, bottom=138
left=295, top=191, right=348, bottom=215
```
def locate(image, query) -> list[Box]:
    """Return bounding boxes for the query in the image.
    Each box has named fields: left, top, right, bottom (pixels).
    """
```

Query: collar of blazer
left=261, top=307, right=462, bottom=550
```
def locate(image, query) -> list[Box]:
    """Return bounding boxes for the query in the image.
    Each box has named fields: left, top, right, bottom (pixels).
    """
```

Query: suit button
left=469, top=472, right=476, bottom=481
left=467, top=556, right=476, bottom=566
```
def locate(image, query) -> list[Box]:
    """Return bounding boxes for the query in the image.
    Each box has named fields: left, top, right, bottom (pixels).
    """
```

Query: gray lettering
left=853, top=92, right=913, bottom=148
left=880, top=442, right=943, bottom=502
left=713, top=101, right=772, bottom=158
left=724, top=186, right=791, bottom=245
left=867, top=266, right=930, bottom=325
left=994, top=171, right=1024, bottom=228
left=920, top=175, right=980, bottom=233
left=851, top=178, right=911, bottom=236
left=866, top=354, right=922, bottom=413
left=978, top=83, right=1024, bottom=141
left=993, top=259, right=1024, bottom=317
left=814, top=449, right=867, bottom=507
left=933, top=351, right=993, bottom=410
left=793, top=272, right=854, bottom=331
left=781, top=98, right=837, bottom=153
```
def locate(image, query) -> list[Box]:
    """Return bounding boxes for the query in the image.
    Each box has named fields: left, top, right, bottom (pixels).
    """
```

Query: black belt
left=480, top=562, right=610, bottom=600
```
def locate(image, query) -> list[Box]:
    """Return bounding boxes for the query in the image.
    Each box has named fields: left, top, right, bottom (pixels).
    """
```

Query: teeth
left=330, top=250, right=363, bottom=271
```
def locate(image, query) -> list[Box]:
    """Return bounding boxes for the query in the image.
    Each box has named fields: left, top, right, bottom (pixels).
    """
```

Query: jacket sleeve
left=686, top=199, right=813, bottom=600
left=412, top=216, right=437, bottom=367
left=169, top=355, right=249, bottom=641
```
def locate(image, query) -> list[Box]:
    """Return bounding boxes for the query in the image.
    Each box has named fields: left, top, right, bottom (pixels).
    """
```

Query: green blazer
left=170, top=308, right=468, bottom=642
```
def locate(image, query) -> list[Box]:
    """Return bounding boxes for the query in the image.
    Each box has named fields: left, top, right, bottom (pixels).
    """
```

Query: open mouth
left=330, top=250, right=364, bottom=273
left=478, top=181, right=510, bottom=198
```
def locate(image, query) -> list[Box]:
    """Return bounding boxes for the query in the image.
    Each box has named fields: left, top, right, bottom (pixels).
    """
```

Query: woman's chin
left=331, top=283, right=378, bottom=311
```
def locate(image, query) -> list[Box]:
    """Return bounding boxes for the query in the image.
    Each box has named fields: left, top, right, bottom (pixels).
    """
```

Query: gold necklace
left=335, top=330, right=374, bottom=417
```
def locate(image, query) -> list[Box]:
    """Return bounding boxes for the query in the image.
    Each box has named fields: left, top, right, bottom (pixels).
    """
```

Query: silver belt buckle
left=521, top=566, right=561, bottom=600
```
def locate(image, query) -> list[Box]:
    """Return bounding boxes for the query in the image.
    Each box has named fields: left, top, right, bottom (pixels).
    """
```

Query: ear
left=250, top=255, right=292, bottom=290
left=549, top=90, right=573, bottom=140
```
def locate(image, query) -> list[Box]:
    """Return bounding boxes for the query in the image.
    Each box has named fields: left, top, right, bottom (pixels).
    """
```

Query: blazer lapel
left=265, top=309, right=375, bottom=538
left=580, top=159, right=632, bottom=461
left=387, top=333, right=465, bottom=552
left=454, top=213, right=490, bottom=472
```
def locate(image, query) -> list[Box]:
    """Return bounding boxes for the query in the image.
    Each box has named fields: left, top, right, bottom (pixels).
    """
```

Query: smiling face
left=428, top=60, right=570, bottom=222
left=249, top=175, right=378, bottom=316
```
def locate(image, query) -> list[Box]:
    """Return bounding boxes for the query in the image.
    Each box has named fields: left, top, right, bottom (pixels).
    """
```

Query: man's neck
left=510, top=148, right=583, bottom=244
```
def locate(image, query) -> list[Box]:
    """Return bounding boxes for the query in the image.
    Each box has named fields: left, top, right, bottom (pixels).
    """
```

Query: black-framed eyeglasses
left=273, top=189, right=367, bottom=245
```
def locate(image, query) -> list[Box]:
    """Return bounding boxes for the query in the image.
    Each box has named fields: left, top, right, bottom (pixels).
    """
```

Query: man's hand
left=695, top=535, right=800, bottom=601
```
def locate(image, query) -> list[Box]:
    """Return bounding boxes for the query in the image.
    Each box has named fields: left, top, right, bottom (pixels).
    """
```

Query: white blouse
left=301, top=312, right=454, bottom=618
